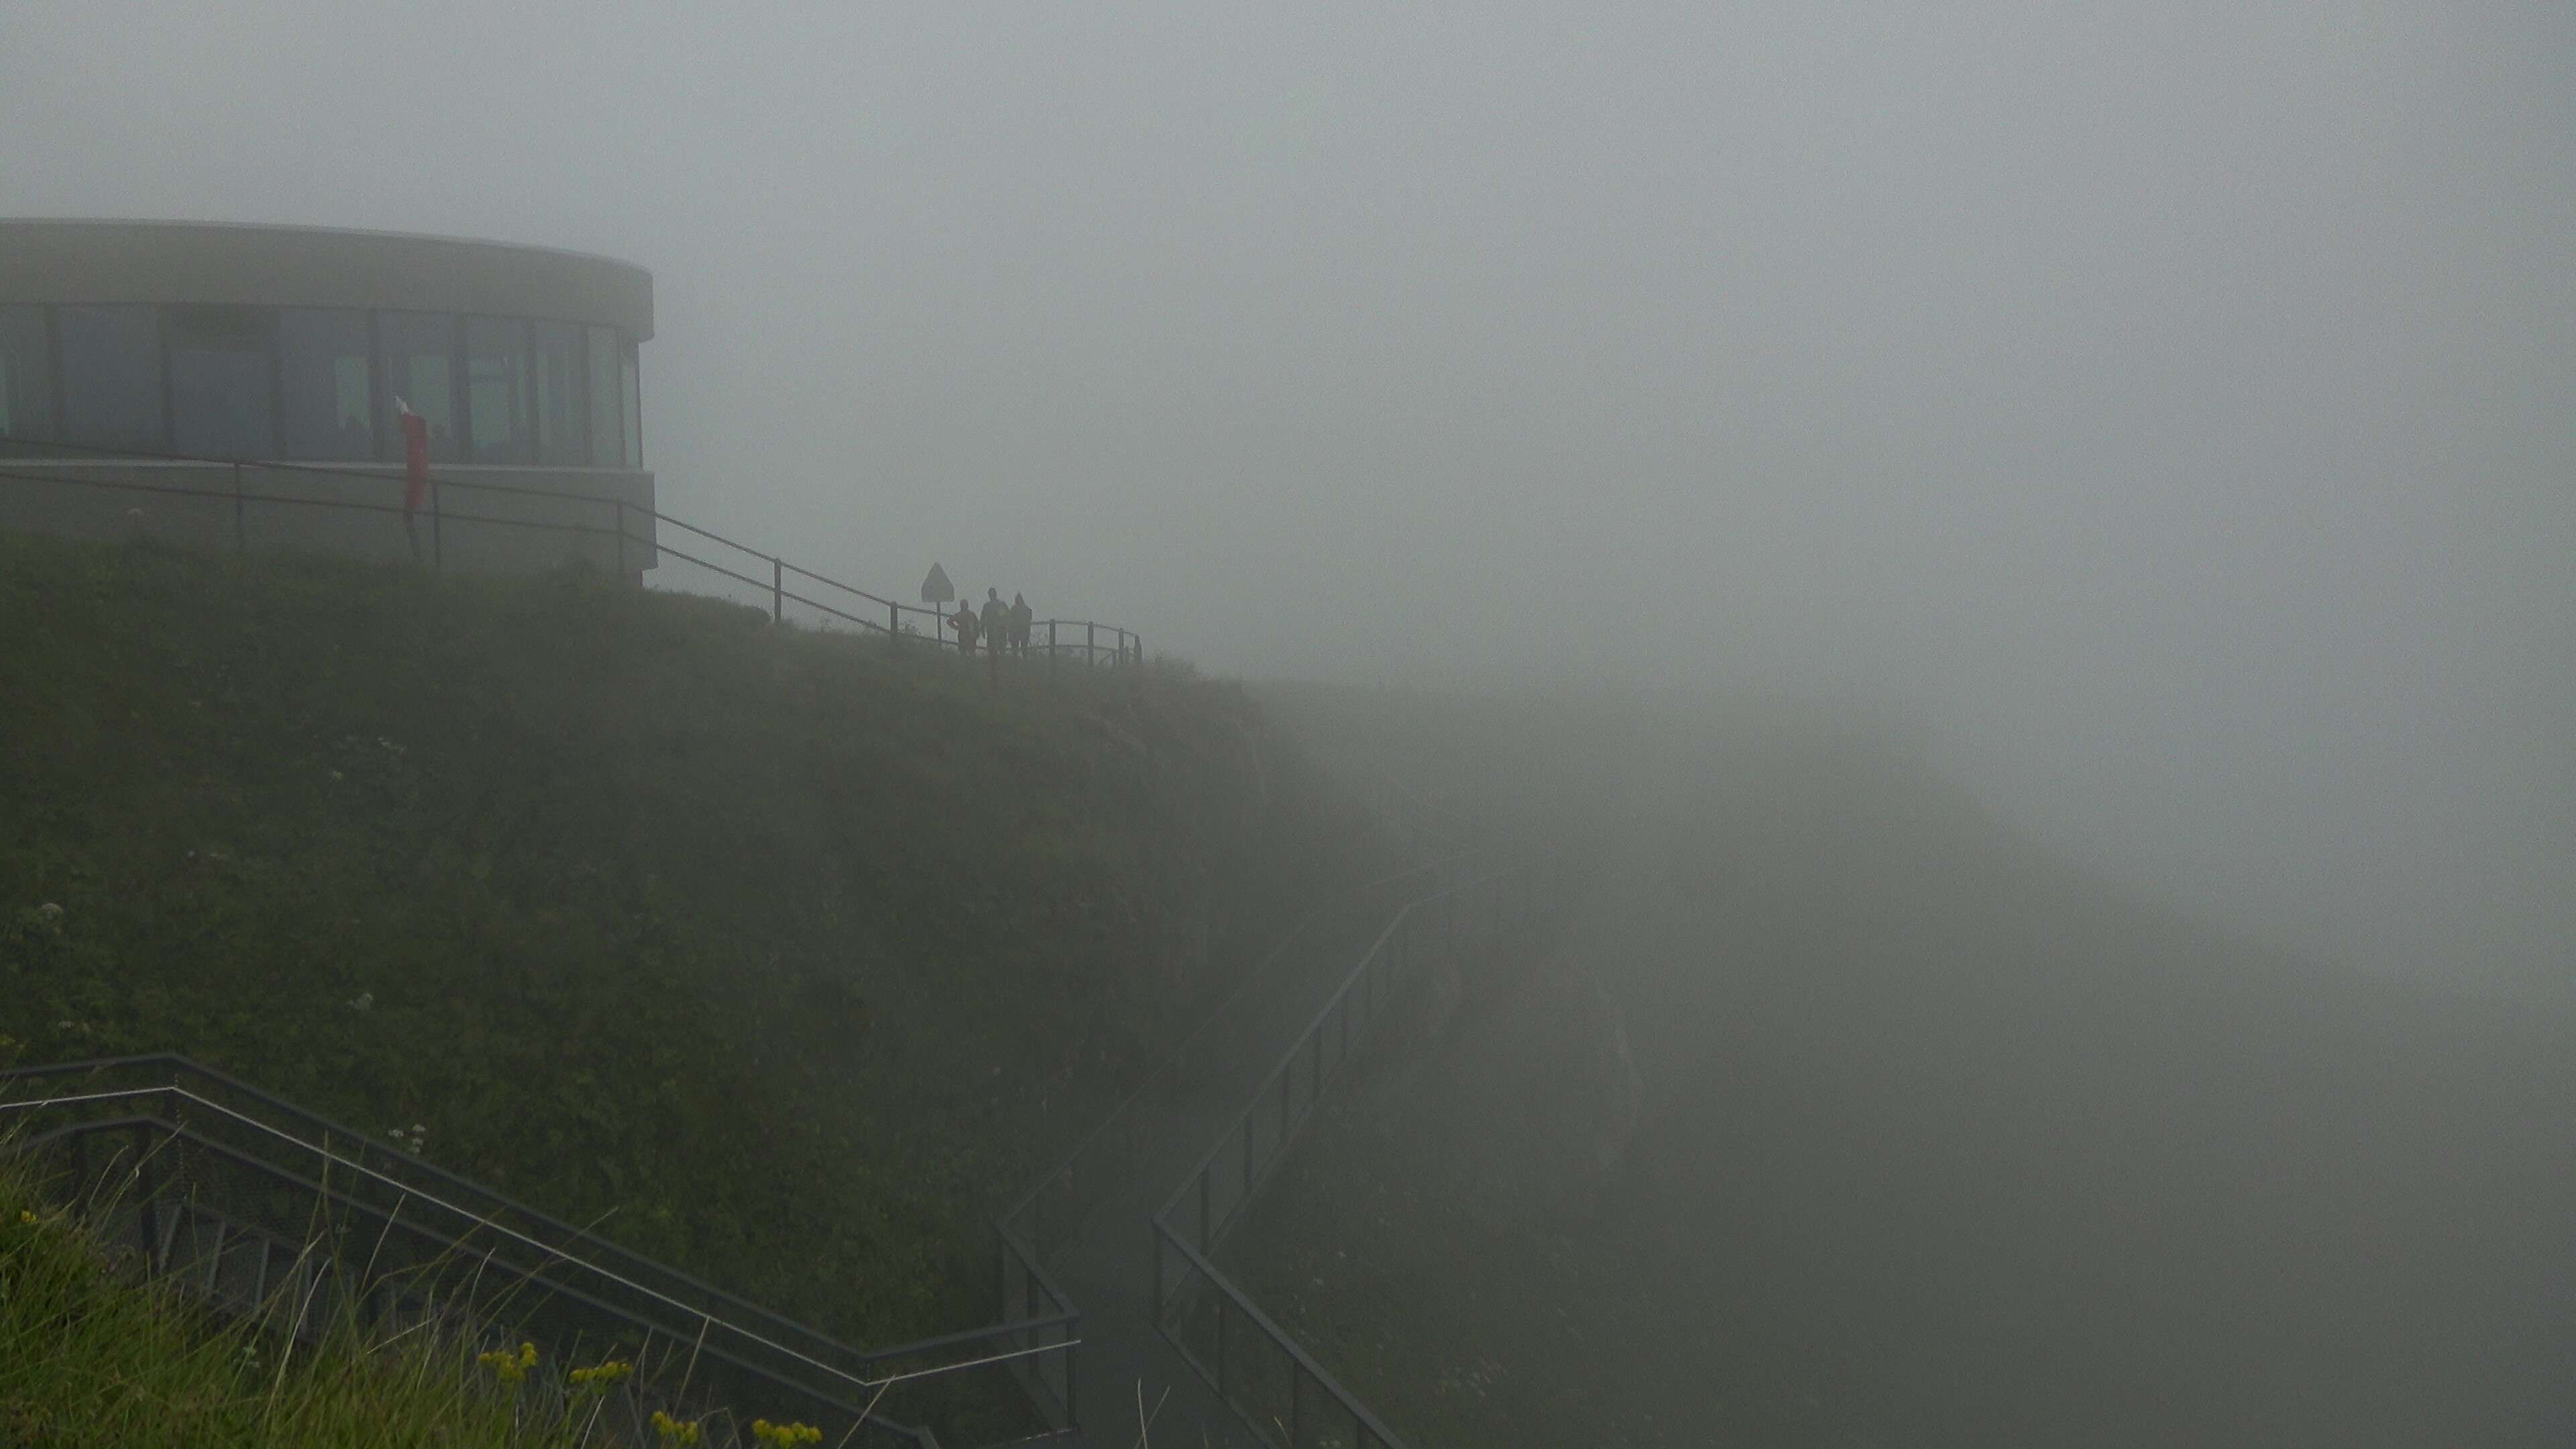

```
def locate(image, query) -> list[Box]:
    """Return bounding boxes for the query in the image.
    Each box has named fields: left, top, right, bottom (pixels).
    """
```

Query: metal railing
left=1149, top=853, right=1566, bottom=1448
left=991, top=854, right=1472, bottom=1279
left=1362, top=778, right=1483, bottom=858
left=15, top=1110, right=931, bottom=1449
left=0, top=435, right=1142, bottom=669
left=0, top=1057, right=1080, bottom=1446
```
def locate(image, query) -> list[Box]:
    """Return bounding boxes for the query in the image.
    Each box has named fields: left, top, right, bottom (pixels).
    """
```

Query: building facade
left=0, top=219, right=656, bottom=579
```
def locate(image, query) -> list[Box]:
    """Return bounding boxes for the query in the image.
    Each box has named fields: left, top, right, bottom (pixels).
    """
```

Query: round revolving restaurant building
left=0, top=219, right=656, bottom=580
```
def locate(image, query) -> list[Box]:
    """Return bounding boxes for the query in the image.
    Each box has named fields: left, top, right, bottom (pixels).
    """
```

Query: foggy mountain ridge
left=1248, top=691, right=2576, bottom=1446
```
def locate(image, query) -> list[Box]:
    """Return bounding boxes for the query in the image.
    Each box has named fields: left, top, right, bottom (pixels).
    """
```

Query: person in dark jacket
left=979, top=588, right=1009, bottom=659
left=1010, top=593, right=1033, bottom=657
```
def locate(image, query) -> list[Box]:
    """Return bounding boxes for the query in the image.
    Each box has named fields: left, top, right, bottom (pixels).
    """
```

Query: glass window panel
left=57, top=304, right=165, bottom=451
left=530, top=319, right=586, bottom=466
left=377, top=311, right=458, bottom=463
left=279, top=308, right=374, bottom=461
left=585, top=324, right=623, bottom=467
left=0, top=305, right=52, bottom=445
left=167, top=305, right=278, bottom=457
left=464, top=315, right=529, bottom=464
left=621, top=342, right=641, bottom=468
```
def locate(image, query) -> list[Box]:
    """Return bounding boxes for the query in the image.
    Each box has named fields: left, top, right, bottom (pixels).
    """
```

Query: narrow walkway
left=1042, top=899, right=1390, bottom=1448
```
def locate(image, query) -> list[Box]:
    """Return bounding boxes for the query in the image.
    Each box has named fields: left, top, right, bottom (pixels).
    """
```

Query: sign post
left=920, top=562, right=956, bottom=651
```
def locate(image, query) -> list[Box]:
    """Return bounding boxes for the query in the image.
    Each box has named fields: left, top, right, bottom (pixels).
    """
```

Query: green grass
left=0, top=1155, right=667, bottom=1449
left=0, top=532, right=1389, bottom=1356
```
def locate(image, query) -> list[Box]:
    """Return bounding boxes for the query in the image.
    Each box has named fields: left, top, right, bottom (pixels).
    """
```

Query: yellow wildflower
left=476, top=1341, right=539, bottom=1387
left=651, top=1411, right=704, bottom=1447
left=567, top=1358, right=634, bottom=1393
left=750, top=1420, right=823, bottom=1447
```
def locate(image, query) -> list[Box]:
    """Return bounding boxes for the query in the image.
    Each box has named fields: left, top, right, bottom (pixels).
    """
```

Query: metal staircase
left=1, top=1060, right=1079, bottom=1448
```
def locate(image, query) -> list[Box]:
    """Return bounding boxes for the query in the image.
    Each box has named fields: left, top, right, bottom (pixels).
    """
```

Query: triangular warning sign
left=920, top=563, right=955, bottom=604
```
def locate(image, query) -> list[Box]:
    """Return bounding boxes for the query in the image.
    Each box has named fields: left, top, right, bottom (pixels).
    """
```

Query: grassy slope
left=1240, top=699, right=2575, bottom=1448
left=0, top=533, right=1385, bottom=1349
left=0, top=1158, right=598, bottom=1449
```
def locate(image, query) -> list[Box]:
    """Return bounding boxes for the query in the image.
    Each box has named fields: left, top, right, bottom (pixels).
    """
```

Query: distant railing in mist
left=1148, top=855, right=1562, bottom=1448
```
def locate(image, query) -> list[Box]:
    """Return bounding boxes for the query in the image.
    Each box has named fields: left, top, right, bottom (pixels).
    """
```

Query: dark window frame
left=583, top=323, right=624, bottom=468
left=528, top=316, right=590, bottom=468
left=367, top=309, right=386, bottom=463
left=624, top=337, right=642, bottom=469
left=156, top=309, right=176, bottom=451
left=277, top=305, right=385, bottom=462
left=165, top=303, right=285, bottom=458
left=54, top=302, right=175, bottom=453
left=375, top=309, right=467, bottom=465
left=45, top=303, right=66, bottom=441
left=462, top=313, right=537, bottom=466
left=0, top=303, right=61, bottom=444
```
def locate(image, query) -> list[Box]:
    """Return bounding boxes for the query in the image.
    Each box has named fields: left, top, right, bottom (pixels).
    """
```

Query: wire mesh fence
left=0, top=1059, right=1082, bottom=1446
left=11, top=1114, right=938, bottom=1448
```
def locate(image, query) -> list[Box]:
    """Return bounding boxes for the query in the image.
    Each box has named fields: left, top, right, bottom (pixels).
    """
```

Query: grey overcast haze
left=3, top=1, right=2568, bottom=990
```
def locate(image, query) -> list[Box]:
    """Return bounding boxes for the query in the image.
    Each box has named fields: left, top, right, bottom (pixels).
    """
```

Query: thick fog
left=5, top=2, right=2567, bottom=989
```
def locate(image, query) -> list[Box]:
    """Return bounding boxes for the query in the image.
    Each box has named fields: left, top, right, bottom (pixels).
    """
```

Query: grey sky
left=4, top=1, right=2568, bottom=988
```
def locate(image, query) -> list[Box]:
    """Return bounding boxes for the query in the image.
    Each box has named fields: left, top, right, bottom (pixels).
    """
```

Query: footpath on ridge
left=1026, top=885, right=1401, bottom=1448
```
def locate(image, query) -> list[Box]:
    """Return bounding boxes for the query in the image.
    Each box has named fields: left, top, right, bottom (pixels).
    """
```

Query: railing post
left=612, top=499, right=627, bottom=580
left=136, top=1118, right=168, bottom=1271
left=430, top=480, right=443, bottom=573
left=1086, top=621, right=1095, bottom=665
left=231, top=462, right=246, bottom=553
left=771, top=556, right=783, bottom=624
left=1065, top=1329, right=1080, bottom=1430
left=889, top=600, right=898, bottom=639
left=1049, top=621, right=1058, bottom=681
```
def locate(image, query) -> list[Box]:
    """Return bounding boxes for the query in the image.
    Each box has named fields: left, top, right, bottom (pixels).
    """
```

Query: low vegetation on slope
left=0, top=1156, right=604, bottom=1449
left=0, top=532, right=1387, bottom=1350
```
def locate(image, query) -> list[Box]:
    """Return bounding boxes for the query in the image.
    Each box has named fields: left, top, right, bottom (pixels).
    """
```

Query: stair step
left=211, top=1226, right=267, bottom=1310
left=162, top=1213, right=228, bottom=1291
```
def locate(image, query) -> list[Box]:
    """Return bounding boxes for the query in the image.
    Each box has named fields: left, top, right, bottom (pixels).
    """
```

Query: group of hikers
left=951, top=587, right=1034, bottom=657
